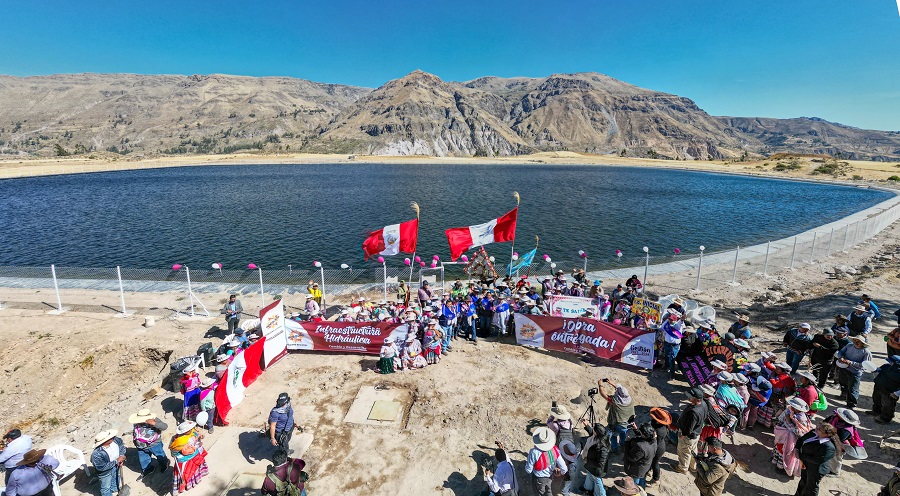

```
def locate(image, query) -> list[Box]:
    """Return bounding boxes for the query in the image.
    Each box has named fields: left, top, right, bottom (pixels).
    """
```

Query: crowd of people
left=474, top=282, right=898, bottom=496
left=3, top=271, right=899, bottom=496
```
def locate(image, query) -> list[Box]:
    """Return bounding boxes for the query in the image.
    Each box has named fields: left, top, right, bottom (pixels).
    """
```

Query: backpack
left=133, top=424, right=160, bottom=450
left=810, top=387, right=828, bottom=411
left=266, top=463, right=304, bottom=496
left=705, top=400, right=735, bottom=429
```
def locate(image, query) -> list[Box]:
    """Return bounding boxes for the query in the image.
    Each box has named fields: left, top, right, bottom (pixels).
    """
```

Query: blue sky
left=2, top=0, right=898, bottom=130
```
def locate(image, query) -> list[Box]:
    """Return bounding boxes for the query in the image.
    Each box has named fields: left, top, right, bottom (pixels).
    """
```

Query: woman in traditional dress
left=377, top=337, right=396, bottom=374
left=169, top=421, right=209, bottom=494
left=825, top=407, right=865, bottom=477
left=180, top=363, right=201, bottom=422
left=772, top=397, right=813, bottom=477
left=732, top=373, right=751, bottom=428
left=696, top=384, right=736, bottom=456
left=424, top=326, right=441, bottom=364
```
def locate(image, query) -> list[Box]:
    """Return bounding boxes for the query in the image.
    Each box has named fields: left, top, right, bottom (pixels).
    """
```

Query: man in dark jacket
left=694, top=437, right=736, bottom=496
left=647, top=408, right=673, bottom=486
left=671, top=387, right=708, bottom=474
left=579, top=419, right=610, bottom=496
left=261, top=448, right=307, bottom=496
left=784, top=323, right=813, bottom=374
left=870, top=355, right=900, bottom=425
left=623, top=423, right=656, bottom=488
left=221, top=294, right=243, bottom=334
left=809, top=328, right=840, bottom=388
left=795, top=424, right=837, bottom=496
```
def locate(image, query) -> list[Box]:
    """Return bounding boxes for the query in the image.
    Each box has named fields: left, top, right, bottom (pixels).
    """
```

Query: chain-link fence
left=1, top=197, right=899, bottom=318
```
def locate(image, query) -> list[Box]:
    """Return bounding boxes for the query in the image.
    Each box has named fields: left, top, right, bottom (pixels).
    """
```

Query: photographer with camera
left=578, top=419, right=610, bottom=496
left=483, top=441, right=518, bottom=496
left=596, top=379, right=635, bottom=453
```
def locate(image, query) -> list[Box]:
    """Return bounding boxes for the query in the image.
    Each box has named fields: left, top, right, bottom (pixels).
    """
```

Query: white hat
left=836, top=407, right=860, bottom=426
left=787, top=397, right=809, bottom=413
left=733, top=373, right=749, bottom=385
left=800, top=323, right=811, bottom=330
left=710, top=360, right=727, bottom=370
left=176, top=421, right=197, bottom=434
left=200, top=377, right=216, bottom=388
left=128, top=409, right=155, bottom=424
left=733, top=339, right=750, bottom=349
left=93, top=429, right=118, bottom=447
left=761, top=351, right=777, bottom=360
left=215, top=354, right=229, bottom=363
left=743, top=363, right=762, bottom=374
left=550, top=405, right=572, bottom=421
left=532, top=427, right=556, bottom=451
left=699, top=384, right=716, bottom=396
left=717, top=371, right=734, bottom=382
left=341, top=309, right=349, bottom=315
left=383, top=337, right=393, bottom=344
left=559, top=439, right=579, bottom=463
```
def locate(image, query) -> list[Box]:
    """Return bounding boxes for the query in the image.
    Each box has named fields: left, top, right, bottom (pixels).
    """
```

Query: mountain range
left=0, top=70, right=897, bottom=161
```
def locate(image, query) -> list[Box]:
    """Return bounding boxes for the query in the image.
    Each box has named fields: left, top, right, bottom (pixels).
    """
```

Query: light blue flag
left=506, top=248, right=537, bottom=276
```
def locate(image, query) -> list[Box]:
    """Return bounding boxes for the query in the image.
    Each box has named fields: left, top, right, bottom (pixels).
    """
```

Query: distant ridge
left=0, top=71, right=897, bottom=160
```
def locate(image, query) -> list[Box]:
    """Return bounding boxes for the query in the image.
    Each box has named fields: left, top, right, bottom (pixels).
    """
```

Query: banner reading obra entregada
left=548, top=295, right=599, bottom=318
left=513, top=314, right=655, bottom=369
left=285, top=319, right=408, bottom=354
left=631, top=298, right=662, bottom=326
left=259, top=300, right=288, bottom=369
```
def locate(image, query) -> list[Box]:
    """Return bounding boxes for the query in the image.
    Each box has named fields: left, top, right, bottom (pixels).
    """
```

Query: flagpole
left=509, top=191, right=520, bottom=279
left=409, top=201, right=420, bottom=284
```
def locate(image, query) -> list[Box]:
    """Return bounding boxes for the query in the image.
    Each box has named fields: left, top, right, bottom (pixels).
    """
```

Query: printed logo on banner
left=264, top=313, right=281, bottom=332
left=621, top=335, right=656, bottom=369
left=549, top=295, right=599, bottom=318
left=514, top=316, right=545, bottom=348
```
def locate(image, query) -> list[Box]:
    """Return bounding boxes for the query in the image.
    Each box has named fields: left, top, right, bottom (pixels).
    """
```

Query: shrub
left=888, top=176, right=900, bottom=181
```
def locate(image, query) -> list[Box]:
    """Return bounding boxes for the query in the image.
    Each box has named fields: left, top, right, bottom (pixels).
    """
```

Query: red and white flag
left=362, top=218, right=419, bottom=261
left=445, top=207, right=517, bottom=261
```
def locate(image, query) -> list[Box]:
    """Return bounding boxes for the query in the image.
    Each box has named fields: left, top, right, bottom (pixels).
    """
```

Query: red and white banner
left=514, top=314, right=656, bottom=369
left=285, top=320, right=408, bottom=354
left=214, top=337, right=266, bottom=425
left=445, top=207, right=517, bottom=261
left=260, top=300, right=288, bottom=369
left=548, top=295, right=599, bottom=318
left=362, top=218, right=419, bottom=260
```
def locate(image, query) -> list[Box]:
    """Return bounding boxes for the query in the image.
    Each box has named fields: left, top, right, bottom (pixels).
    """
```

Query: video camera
left=588, top=387, right=599, bottom=397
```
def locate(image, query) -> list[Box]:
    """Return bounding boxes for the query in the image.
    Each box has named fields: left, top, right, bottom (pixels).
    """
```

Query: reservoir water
left=0, top=163, right=892, bottom=269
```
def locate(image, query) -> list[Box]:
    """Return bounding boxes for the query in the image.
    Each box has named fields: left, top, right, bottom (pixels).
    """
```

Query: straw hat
left=550, top=405, right=572, bottom=421
left=787, top=397, right=809, bottom=413
left=853, top=305, right=866, bottom=312
left=737, top=314, right=750, bottom=322
left=674, top=297, right=684, bottom=305
left=850, top=335, right=869, bottom=347
left=649, top=407, right=672, bottom=426
left=176, top=421, right=196, bottom=435
left=16, top=449, right=47, bottom=467
left=128, top=409, right=155, bottom=424
left=836, top=407, right=861, bottom=426
left=93, top=429, right=118, bottom=447
left=532, top=427, right=556, bottom=451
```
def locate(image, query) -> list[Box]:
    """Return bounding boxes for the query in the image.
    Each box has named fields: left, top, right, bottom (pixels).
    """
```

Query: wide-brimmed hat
left=853, top=305, right=866, bottom=312
left=551, top=405, right=572, bottom=421
left=93, top=429, right=118, bottom=447
left=796, top=371, right=817, bottom=384
left=613, top=477, right=642, bottom=495
left=532, top=426, right=556, bottom=451
left=717, top=371, right=734, bottom=382
left=16, top=449, right=46, bottom=467
left=834, top=314, right=849, bottom=321
left=184, top=362, right=199, bottom=373
left=683, top=327, right=697, bottom=334
left=699, top=384, right=716, bottom=397
left=215, top=354, right=229, bottom=363
left=761, top=351, right=777, bottom=361
left=733, top=339, right=750, bottom=349
left=743, top=362, right=762, bottom=374
left=737, top=314, right=750, bottom=322
left=774, top=362, right=791, bottom=371
left=733, top=373, right=749, bottom=385
left=649, top=407, right=672, bottom=426
left=200, top=377, right=216, bottom=388
left=674, top=297, right=684, bottom=305
left=836, top=407, right=861, bottom=426
left=752, top=378, right=772, bottom=392
left=176, top=421, right=196, bottom=435
left=787, top=397, right=809, bottom=412
left=128, top=409, right=155, bottom=424
left=559, top=439, right=579, bottom=462
left=710, top=360, right=727, bottom=370
left=850, top=335, right=869, bottom=347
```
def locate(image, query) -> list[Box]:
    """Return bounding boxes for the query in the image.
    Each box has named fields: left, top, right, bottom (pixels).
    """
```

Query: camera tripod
left=578, top=394, right=597, bottom=426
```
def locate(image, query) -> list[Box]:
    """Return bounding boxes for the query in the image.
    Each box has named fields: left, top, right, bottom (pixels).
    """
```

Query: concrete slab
left=368, top=400, right=401, bottom=421
left=343, top=386, right=406, bottom=427
left=198, top=427, right=313, bottom=496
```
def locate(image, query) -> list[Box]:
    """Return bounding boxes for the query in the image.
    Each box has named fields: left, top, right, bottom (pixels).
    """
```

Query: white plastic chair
left=657, top=294, right=678, bottom=311
left=46, top=444, right=87, bottom=496
left=682, top=299, right=700, bottom=322
left=696, top=305, right=717, bottom=323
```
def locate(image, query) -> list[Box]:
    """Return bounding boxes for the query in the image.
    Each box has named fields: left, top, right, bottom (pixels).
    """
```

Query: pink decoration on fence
left=171, top=264, right=182, bottom=271
left=247, top=263, right=258, bottom=270
left=404, top=258, right=411, bottom=266
left=377, top=256, right=385, bottom=263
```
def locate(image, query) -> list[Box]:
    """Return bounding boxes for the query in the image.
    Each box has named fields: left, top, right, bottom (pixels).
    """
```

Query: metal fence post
left=116, top=266, right=128, bottom=315
left=695, top=247, right=705, bottom=291
left=50, top=264, right=64, bottom=312
left=185, top=266, right=195, bottom=318
left=731, top=246, right=740, bottom=284
left=842, top=225, right=849, bottom=252
left=763, top=241, right=771, bottom=276
left=790, top=237, right=798, bottom=269
left=809, top=232, right=817, bottom=262
left=827, top=228, right=834, bottom=256
left=257, top=267, right=265, bottom=310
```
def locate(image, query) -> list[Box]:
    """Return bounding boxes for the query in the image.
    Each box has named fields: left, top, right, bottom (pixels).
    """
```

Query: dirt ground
left=2, top=222, right=900, bottom=496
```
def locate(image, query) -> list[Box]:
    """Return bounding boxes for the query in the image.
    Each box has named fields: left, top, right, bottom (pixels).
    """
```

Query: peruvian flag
left=214, top=337, right=266, bottom=425
left=362, top=218, right=419, bottom=261
left=445, top=207, right=517, bottom=261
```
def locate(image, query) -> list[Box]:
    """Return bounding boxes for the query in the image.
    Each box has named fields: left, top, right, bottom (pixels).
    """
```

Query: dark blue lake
left=0, top=163, right=892, bottom=269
